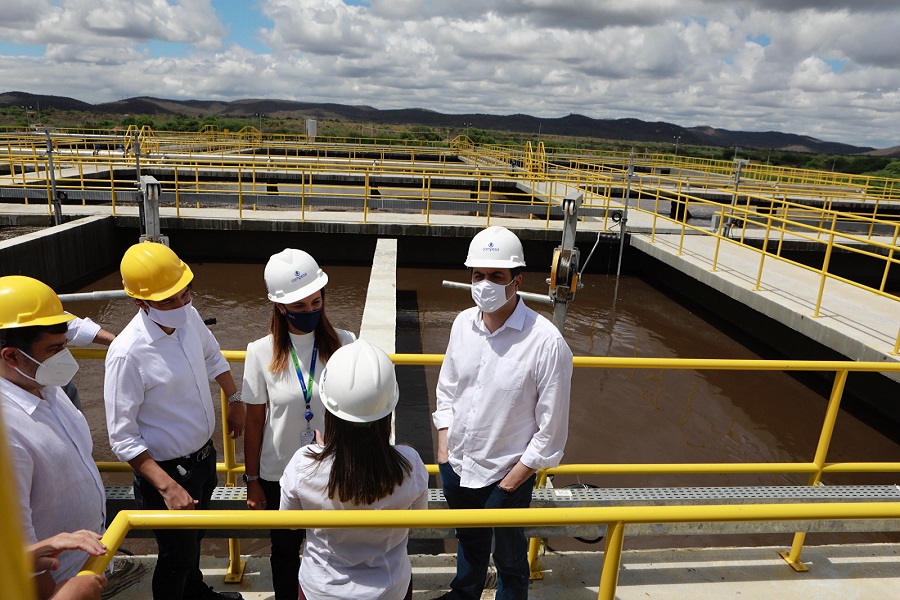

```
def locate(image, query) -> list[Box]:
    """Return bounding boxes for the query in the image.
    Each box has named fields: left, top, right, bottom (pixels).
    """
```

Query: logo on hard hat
left=291, top=271, right=308, bottom=283
left=483, top=242, right=500, bottom=252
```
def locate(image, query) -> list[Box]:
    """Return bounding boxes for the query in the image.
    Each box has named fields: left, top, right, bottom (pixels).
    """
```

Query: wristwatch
left=242, top=473, right=259, bottom=483
left=227, top=391, right=243, bottom=404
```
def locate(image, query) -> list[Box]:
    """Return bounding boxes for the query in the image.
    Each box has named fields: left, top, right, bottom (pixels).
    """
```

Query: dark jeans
left=259, top=477, right=304, bottom=600
left=134, top=444, right=217, bottom=600
left=439, top=462, right=536, bottom=600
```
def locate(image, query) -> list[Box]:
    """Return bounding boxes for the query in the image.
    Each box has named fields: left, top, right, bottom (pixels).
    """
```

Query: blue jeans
left=439, top=462, right=536, bottom=600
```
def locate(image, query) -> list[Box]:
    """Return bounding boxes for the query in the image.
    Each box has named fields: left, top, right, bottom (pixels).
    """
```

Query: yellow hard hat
left=0, top=276, right=76, bottom=330
left=121, top=242, right=194, bottom=301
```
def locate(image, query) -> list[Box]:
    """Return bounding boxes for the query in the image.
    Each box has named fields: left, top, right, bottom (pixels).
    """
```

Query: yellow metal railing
left=71, top=349, right=900, bottom=586
left=639, top=180, right=900, bottom=350
left=5, top=128, right=898, bottom=215
left=79, top=502, right=900, bottom=600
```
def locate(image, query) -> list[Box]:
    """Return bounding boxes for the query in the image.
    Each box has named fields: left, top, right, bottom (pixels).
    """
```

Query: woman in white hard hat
left=281, top=339, right=428, bottom=600
left=241, top=248, right=356, bottom=600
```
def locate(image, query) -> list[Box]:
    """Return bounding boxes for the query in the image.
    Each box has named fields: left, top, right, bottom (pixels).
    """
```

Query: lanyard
left=289, top=340, right=318, bottom=428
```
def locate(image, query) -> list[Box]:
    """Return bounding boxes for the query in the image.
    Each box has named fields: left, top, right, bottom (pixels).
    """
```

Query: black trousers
left=134, top=444, right=217, bottom=600
left=259, top=477, right=304, bottom=600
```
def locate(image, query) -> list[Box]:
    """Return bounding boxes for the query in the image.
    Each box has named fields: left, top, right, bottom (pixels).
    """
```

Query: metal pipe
left=616, top=151, right=634, bottom=278
left=45, top=130, right=62, bottom=225
left=59, top=290, right=130, bottom=302
left=442, top=280, right=553, bottom=305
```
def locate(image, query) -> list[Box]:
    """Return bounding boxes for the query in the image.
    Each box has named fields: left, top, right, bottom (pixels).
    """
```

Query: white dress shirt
left=0, top=377, right=106, bottom=583
left=433, top=300, right=573, bottom=488
left=66, top=317, right=101, bottom=346
left=104, top=306, right=231, bottom=462
left=241, top=329, right=356, bottom=481
left=280, top=444, right=429, bottom=600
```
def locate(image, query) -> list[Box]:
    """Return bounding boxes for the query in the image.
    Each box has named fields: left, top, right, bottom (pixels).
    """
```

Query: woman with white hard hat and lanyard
left=241, top=248, right=355, bottom=600
left=281, top=339, right=429, bottom=600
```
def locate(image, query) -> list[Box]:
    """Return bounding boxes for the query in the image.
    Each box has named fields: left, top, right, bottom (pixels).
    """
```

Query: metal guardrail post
left=780, top=368, right=849, bottom=571
left=238, top=166, right=243, bottom=220
left=813, top=216, right=838, bottom=318
left=220, top=389, right=246, bottom=583
left=754, top=214, right=774, bottom=290
left=526, top=468, right=551, bottom=580
left=597, top=521, right=625, bottom=600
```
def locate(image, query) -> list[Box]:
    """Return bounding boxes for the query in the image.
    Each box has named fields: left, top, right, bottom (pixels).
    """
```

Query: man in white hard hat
left=433, top=226, right=573, bottom=600
left=104, top=242, right=244, bottom=600
left=0, top=275, right=108, bottom=598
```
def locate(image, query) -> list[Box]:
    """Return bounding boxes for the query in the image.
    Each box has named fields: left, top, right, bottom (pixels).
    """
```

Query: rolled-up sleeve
left=520, top=337, right=573, bottom=470
left=66, top=317, right=102, bottom=347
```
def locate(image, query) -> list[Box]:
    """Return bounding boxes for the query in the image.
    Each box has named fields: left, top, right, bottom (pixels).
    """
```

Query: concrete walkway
left=103, top=543, right=900, bottom=599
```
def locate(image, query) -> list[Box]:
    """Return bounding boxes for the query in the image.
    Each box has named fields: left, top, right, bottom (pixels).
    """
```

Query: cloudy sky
left=1, top=0, right=898, bottom=148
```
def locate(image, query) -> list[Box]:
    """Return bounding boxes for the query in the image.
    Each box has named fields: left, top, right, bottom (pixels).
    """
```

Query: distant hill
left=0, top=90, right=887, bottom=155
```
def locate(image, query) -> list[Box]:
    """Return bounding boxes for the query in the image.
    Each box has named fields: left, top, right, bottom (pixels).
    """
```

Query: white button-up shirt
left=433, top=300, right=573, bottom=488
left=66, top=317, right=101, bottom=346
left=104, top=306, right=230, bottom=462
left=280, top=444, right=429, bottom=600
left=0, top=377, right=106, bottom=583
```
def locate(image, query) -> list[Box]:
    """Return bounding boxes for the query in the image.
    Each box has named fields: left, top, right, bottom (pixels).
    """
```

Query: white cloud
left=0, top=0, right=898, bottom=148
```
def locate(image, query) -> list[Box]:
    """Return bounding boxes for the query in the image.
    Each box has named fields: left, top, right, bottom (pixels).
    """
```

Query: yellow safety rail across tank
left=78, top=503, right=900, bottom=600
left=67, top=349, right=900, bottom=594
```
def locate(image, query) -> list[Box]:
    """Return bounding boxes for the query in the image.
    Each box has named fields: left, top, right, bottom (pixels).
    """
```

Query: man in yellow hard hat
left=0, top=275, right=108, bottom=599
left=103, top=242, right=244, bottom=600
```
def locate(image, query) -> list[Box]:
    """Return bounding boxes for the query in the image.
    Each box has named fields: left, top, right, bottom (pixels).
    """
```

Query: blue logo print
left=291, top=270, right=309, bottom=283
left=483, top=242, right=500, bottom=252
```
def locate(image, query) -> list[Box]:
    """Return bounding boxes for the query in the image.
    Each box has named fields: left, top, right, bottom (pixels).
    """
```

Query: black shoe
left=206, top=590, right=243, bottom=600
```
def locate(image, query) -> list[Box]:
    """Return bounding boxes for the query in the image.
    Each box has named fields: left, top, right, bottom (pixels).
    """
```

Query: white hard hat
left=264, top=248, right=329, bottom=304
left=319, top=339, right=399, bottom=423
left=464, top=226, right=526, bottom=268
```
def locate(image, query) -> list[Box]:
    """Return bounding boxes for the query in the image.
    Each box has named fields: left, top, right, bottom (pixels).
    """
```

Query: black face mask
left=284, top=308, right=322, bottom=333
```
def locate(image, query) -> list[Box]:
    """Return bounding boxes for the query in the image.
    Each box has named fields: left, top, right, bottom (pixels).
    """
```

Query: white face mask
left=147, top=300, right=191, bottom=329
left=471, top=279, right=516, bottom=314
left=16, top=348, right=80, bottom=387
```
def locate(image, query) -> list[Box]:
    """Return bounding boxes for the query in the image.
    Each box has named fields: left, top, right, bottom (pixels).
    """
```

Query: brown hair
left=268, top=288, right=342, bottom=373
left=309, top=411, right=412, bottom=505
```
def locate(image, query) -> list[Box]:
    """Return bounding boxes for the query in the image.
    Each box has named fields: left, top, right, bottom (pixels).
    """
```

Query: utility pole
left=724, top=158, right=749, bottom=237
left=44, top=129, right=62, bottom=226
left=673, top=135, right=681, bottom=156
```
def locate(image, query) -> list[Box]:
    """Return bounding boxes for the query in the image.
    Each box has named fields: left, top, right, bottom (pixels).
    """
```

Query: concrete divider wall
left=0, top=216, right=118, bottom=291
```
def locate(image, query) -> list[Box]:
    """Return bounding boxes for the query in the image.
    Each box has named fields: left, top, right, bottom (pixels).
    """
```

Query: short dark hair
left=0, top=322, right=68, bottom=353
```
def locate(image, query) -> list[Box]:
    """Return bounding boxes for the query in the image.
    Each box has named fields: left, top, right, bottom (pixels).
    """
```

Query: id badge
left=300, top=429, right=315, bottom=447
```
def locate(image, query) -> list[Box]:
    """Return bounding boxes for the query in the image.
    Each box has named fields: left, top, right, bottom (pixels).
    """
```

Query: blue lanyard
left=289, top=340, right=318, bottom=427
